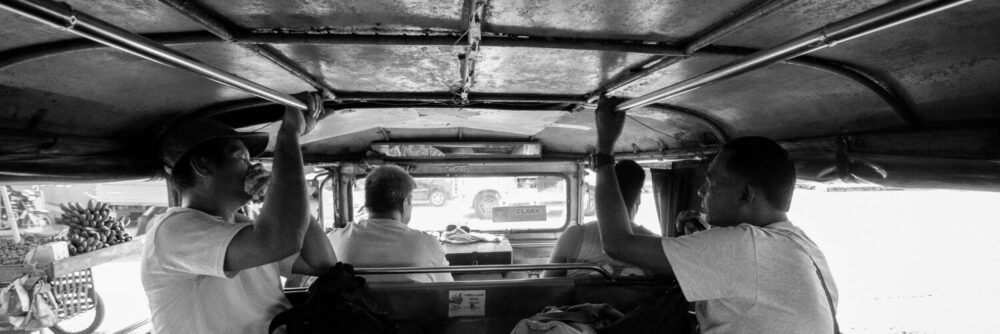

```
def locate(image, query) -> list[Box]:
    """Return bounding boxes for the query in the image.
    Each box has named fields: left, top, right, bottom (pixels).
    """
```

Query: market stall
left=0, top=195, right=140, bottom=334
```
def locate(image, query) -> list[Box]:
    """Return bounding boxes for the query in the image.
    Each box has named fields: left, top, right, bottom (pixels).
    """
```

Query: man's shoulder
left=157, top=208, right=228, bottom=231
left=688, top=224, right=755, bottom=238
left=396, top=227, right=444, bottom=253
left=405, top=227, right=440, bottom=244
left=327, top=223, right=353, bottom=234
left=159, top=208, right=219, bottom=223
left=565, top=222, right=594, bottom=234
left=153, top=208, right=245, bottom=244
left=750, top=221, right=809, bottom=242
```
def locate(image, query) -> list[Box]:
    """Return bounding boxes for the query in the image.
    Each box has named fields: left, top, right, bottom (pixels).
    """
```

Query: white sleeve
left=661, top=226, right=756, bottom=302
left=425, top=235, right=454, bottom=282
left=152, top=211, right=249, bottom=278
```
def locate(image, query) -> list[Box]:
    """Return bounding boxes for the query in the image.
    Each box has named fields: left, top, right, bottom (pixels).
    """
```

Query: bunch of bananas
left=59, top=200, right=133, bottom=255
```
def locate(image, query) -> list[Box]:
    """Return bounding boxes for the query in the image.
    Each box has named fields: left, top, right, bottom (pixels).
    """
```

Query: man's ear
left=739, top=183, right=757, bottom=205
left=189, top=156, right=213, bottom=178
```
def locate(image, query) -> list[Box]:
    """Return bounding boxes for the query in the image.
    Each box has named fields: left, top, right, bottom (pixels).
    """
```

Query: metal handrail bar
left=617, top=0, right=973, bottom=111
left=594, top=0, right=800, bottom=99
left=153, top=0, right=338, bottom=100
left=354, top=263, right=613, bottom=280
left=0, top=0, right=308, bottom=110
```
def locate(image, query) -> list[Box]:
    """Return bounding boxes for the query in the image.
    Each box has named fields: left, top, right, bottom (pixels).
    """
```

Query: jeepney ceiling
left=717, top=0, right=1000, bottom=123
left=203, top=0, right=467, bottom=31
left=0, top=0, right=998, bottom=187
left=616, top=57, right=902, bottom=139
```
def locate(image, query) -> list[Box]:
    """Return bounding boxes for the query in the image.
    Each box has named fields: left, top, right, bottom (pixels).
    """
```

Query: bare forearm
left=257, top=124, right=309, bottom=250
left=299, top=218, right=336, bottom=273
left=595, top=167, right=635, bottom=253
left=542, top=247, right=568, bottom=278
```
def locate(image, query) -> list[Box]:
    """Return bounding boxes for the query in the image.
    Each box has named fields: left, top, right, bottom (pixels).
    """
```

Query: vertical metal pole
left=1, top=186, right=22, bottom=243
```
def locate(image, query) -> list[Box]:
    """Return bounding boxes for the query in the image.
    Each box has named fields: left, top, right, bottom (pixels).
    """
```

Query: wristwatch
left=590, top=153, right=616, bottom=171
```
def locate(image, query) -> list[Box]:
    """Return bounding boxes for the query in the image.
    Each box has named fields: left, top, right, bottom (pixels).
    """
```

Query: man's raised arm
left=593, top=98, right=675, bottom=278
left=225, top=107, right=311, bottom=272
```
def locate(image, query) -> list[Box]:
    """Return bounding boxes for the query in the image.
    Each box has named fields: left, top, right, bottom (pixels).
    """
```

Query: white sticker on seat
left=448, top=290, right=486, bottom=317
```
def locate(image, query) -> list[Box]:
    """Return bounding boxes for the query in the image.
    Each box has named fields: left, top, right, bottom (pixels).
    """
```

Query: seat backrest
left=306, top=278, right=665, bottom=334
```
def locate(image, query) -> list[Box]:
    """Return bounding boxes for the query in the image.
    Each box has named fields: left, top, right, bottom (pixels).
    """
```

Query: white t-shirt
left=327, top=219, right=453, bottom=283
left=141, top=208, right=295, bottom=334
left=661, top=221, right=838, bottom=334
left=565, top=222, right=654, bottom=278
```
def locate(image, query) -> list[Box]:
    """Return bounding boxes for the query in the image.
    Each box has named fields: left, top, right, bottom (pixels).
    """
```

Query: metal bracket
left=455, top=0, right=487, bottom=104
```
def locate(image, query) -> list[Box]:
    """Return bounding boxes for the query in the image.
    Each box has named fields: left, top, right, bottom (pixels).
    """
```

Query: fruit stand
left=0, top=195, right=140, bottom=334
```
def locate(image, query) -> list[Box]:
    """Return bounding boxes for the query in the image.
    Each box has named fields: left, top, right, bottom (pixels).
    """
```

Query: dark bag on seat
left=270, top=262, right=398, bottom=334
left=598, top=283, right=696, bottom=334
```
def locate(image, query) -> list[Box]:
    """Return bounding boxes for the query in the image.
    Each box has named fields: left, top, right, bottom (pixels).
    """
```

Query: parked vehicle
left=413, top=178, right=456, bottom=206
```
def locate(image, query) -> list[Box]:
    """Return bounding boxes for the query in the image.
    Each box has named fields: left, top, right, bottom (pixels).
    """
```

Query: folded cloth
left=441, top=228, right=504, bottom=244
left=1, top=273, right=60, bottom=330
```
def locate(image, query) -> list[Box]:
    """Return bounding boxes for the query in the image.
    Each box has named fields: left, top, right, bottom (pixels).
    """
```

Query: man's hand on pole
left=595, top=97, right=627, bottom=154
left=281, top=105, right=309, bottom=136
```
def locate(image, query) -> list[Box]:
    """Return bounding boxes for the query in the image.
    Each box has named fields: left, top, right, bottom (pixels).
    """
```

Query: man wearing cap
left=141, top=107, right=336, bottom=334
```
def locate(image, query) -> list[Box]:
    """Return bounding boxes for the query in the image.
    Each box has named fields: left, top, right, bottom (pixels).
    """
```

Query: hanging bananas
left=58, top=200, right=133, bottom=255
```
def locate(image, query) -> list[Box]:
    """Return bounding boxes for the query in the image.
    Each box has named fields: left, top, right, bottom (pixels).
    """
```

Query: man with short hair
left=327, top=165, right=453, bottom=282
left=141, top=107, right=337, bottom=334
left=543, top=159, right=656, bottom=278
left=593, top=98, right=839, bottom=333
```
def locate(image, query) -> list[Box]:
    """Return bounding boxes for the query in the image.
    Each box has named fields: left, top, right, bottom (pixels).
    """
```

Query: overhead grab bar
left=616, top=0, right=974, bottom=111
left=0, top=0, right=308, bottom=110
left=354, top=263, right=614, bottom=281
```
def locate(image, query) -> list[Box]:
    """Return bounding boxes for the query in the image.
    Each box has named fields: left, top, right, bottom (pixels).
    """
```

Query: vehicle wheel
left=50, top=290, right=104, bottom=334
left=474, top=194, right=500, bottom=219
left=428, top=189, right=447, bottom=206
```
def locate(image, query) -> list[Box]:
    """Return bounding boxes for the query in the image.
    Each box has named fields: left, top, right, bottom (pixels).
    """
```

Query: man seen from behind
left=327, top=165, right=453, bottom=283
left=592, top=98, right=839, bottom=333
left=544, top=159, right=656, bottom=278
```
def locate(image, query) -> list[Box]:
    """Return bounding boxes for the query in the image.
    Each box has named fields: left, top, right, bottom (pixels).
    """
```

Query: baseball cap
left=157, top=119, right=269, bottom=175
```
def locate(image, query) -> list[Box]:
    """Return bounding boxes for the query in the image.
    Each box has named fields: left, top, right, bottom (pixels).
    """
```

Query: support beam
left=194, top=93, right=584, bottom=121
left=241, top=34, right=686, bottom=56
left=645, top=104, right=729, bottom=143
left=587, top=0, right=800, bottom=102
left=617, top=0, right=972, bottom=114
left=692, top=45, right=916, bottom=127
left=154, top=0, right=337, bottom=99
left=0, top=0, right=307, bottom=110
left=455, top=0, right=487, bottom=103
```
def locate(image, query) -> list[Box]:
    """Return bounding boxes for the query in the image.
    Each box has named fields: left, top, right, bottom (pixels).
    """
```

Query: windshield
left=351, top=175, right=568, bottom=231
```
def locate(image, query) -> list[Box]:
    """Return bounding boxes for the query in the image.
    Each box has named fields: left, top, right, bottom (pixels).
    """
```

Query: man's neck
left=182, top=191, right=239, bottom=222
left=367, top=211, right=403, bottom=223
left=744, top=212, right=788, bottom=228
